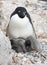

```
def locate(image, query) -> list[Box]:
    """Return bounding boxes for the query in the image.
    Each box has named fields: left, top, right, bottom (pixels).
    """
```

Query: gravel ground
left=10, top=51, right=47, bottom=65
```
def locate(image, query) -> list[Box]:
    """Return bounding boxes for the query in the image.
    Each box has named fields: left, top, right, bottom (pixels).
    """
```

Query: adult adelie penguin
left=7, top=7, right=42, bottom=52
left=7, top=7, right=36, bottom=39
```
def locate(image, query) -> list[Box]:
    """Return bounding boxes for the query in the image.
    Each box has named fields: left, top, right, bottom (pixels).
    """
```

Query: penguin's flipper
left=26, top=12, right=37, bottom=38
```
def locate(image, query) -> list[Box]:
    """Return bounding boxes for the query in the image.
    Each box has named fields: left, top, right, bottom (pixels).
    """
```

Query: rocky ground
left=0, top=0, right=47, bottom=65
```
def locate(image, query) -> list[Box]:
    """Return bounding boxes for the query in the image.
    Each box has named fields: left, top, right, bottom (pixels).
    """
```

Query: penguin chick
left=10, top=38, right=26, bottom=53
left=7, top=7, right=37, bottom=39
left=25, top=36, right=42, bottom=51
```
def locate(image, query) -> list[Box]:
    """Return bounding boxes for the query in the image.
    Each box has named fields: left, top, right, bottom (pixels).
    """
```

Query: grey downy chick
left=25, top=36, right=42, bottom=51
left=10, top=38, right=26, bottom=53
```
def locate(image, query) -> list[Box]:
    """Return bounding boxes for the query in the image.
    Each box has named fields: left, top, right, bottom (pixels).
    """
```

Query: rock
left=0, top=29, right=11, bottom=65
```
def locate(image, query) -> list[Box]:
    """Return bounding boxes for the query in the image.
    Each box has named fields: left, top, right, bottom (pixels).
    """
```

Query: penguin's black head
left=10, top=7, right=27, bottom=18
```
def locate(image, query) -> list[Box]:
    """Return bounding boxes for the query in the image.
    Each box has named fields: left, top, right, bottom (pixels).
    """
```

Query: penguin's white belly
left=8, top=14, right=34, bottom=39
